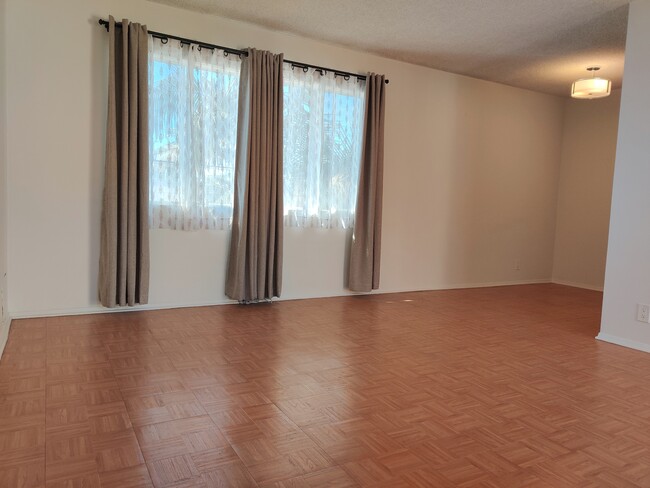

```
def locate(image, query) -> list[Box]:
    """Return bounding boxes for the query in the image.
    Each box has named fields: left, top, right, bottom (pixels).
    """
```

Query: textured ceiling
left=148, top=0, right=629, bottom=96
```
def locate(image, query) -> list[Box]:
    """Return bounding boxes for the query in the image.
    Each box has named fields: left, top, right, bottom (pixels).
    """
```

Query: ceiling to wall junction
left=149, top=0, right=629, bottom=96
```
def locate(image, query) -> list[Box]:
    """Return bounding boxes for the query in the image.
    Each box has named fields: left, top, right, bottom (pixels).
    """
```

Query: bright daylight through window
left=149, top=37, right=241, bottom=231
left=149, top=38, right=365, bottom=231
left=283, top=66, right=365, bottom=229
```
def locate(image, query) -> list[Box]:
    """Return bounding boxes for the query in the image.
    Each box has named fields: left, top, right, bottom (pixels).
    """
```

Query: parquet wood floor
left=1, top=284, right=649, bottom=487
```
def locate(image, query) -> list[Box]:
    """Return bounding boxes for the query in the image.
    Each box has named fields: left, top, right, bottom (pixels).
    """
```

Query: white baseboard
left=10, top=279, right=553, bottom=320
left=9, top=299, right=237, bottom=320
left=596, top=333, right=650, bottom=354
left=436, top=278, right=552, bottom=291
left=551, top=279, right=604, bottom=292
left=379, top=278, right=553, bottom=295
left=0, top=317, right=11, bottom=360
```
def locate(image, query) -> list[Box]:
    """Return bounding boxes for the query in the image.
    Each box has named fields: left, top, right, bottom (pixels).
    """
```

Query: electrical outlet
left=514, top=259, right=521, bottom=271
left=637, top=304, right=650, bottom=323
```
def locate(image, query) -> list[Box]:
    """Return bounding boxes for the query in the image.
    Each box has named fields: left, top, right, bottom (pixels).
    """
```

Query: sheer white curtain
left=283, top=66, right=365, bottom=229
left=148, top=37, right=241, bottom=230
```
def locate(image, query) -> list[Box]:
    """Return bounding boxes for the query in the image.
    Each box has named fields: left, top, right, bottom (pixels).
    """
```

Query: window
left=149, top=37, right=366, bottom=231
left=148, top=37, right=241, bottom=230
left=283, top=66, right=365, bottom=229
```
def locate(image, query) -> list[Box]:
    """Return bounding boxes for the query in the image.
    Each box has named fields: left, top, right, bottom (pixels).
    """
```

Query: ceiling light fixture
left=571, top=66, right=611, bottom=99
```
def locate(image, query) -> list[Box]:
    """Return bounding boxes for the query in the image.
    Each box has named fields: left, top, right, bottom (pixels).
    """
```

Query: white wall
left=599, top=0, right=650, bottom=351
left=0, top=0, right=10, bottom=356
left=0, top=0, right=8, bottom=347
left=5, top=0, right=565, bottom=317
left=552, top=91, right=621, bottom=291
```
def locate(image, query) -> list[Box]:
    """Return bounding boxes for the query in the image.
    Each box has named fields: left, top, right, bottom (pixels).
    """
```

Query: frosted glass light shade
left=571, top=77, right=611, bottom=99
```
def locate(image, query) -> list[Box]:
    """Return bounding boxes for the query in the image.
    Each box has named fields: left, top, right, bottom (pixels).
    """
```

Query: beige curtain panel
left=98, top=16, right=150, bottom=308
left=349, top=73, right=386, bottom=292
left=225, top=48, right=284, bottom=302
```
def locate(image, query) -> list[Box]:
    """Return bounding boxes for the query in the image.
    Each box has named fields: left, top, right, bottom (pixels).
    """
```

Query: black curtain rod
left=98, top=19, right=389, bottom=84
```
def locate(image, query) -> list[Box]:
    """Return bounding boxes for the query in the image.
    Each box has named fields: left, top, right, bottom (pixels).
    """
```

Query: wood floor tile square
left=135, top=422, right=188, bottom=462
left=127, top=404, right=174, bottom=427
left=221, top=422, right=266, bottom=444
left=437, top=458, right=492, bottom=485
left=147, top=454, right=201, bottom=487
left=190, top=446, right=241, bottom=473
left=231, top=437, right=286, bottom=466
left=253, top=415, right=302, bottom=438
left=166, top=415, right=216, bottom=434
left=182, top=427, right=230, bottom=453
left=95, top=442, right=145, bottom=473
left=45, top=455, right=98, bottom=483
left=0, top=460, right=45, bottom=488
left=207, top=408, right=253, bottom=429
left=82, top=366, right=117, bottom=384
left=89, top=411, right=132, bottom=434
left=200, top=461, right=258, bottom=487
left=166, top=400, right=207, bottom=420
left=46, top=435, right=93, bottom=464
left=376, top=449, right=426, bottom=475
left=246, top=447, right=333, bottom=484
left=98, top=463, right=154, bottom=488
left=46, top=406, right=89, bottom=429
left=301, top=466, right=359, bottom=487
left=9, top=376, right=45, bottom=394
left=46, top=383, right=83, bottom=406
left=497, top=442, right=548, bottom=468
left=0, top=413, right=46, bottom=435
left=342, top=458, right=397, bottom=486
left=83, top=388, right=123, bottom=407
left=45, top=472, right=101, bottom=488
left=0, top=425, right=45, bottom=452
